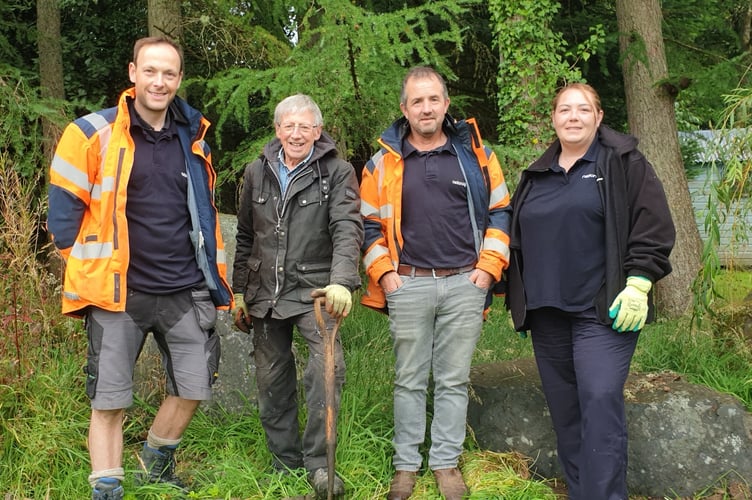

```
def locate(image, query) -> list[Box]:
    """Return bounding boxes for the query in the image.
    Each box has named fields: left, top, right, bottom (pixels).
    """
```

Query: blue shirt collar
left=277, top=146, right=315, bottom=193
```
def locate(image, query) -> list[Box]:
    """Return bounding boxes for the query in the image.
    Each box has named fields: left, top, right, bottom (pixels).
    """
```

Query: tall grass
left=4, top=287, right=750, bottom=498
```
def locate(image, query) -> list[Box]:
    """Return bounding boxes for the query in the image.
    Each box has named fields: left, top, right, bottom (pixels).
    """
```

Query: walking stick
left=312, top=292, right=343, bottom=500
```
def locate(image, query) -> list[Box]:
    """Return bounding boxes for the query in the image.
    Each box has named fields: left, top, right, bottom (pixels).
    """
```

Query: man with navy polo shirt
left=360, top=66, right=512, bottom=499
left=48, top=36, right=233, bottom=499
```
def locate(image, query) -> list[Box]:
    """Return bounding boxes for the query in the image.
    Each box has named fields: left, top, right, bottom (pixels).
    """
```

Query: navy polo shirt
left=126, top=99, right=203, bottom=294
left=399, top=137, right=477, bottom=269
left=518, top=140, right=605, bottom=311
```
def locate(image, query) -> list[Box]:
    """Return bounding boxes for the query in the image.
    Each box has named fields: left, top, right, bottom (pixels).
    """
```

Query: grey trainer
left=91, top=477, right=124, bottom=500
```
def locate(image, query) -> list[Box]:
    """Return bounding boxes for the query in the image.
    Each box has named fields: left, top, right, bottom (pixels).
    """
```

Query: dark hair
left=400, top=66, right=449, bottom=105
left=132, top=36, right=184, bottom=72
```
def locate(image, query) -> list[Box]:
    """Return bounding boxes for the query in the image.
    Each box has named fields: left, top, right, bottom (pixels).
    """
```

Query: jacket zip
left=268, top=160, right=315, bottom=302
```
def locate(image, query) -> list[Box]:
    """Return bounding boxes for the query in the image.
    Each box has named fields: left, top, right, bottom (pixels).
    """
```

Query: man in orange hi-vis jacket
left=360, top=66, right=511, bottom=500
left=47, top=36, right=232, bottom=499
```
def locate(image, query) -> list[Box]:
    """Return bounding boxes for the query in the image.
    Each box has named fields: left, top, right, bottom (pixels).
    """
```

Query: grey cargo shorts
left=84, top=286, right=220, bottom=410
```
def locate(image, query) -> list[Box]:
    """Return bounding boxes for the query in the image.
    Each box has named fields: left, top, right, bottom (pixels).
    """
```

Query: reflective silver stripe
left=82, top=112, right=110, bottom=132
left=361, top=200, right=393, bottom=219
left=216, top=247, right=227, bottom=265
left=366, top=150, right=385, bottom=174
left=113, top=273, right=121, bottom=304
left=90, top=176, right=115, bottom=200
left=70, top=241, right=114, bottom=260
left=51, top=155, right=91, bottom=193
left=361, top=199, right=379, bottom=218
left=482, top=237, right=510, bottom=260
left=380, top=202, right=394, bottom=219
left=363, top=244, right=389, bottom=270
left=95, top=124, right=113, bottom=162
left=101, top=176, right=115, bottom=193
left=489, top=182, right=509, bottom=208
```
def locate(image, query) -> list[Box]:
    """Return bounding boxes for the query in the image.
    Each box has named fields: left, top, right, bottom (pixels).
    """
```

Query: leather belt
left=396, top=264, right=475, bottom=278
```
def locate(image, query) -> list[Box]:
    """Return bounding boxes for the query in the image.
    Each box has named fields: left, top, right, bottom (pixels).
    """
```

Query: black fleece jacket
left=506, top=125, right=676, bottom=331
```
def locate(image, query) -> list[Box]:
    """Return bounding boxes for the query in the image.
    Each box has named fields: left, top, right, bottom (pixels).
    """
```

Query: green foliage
left=0, top=151, right=69, bottom=386
left=634, top=312, right=752, bottom=412
left=692, top=88, right=752, bottom=322
left=663, top=0, right=752, bottom=128
left=488, top=0, right=604, bottom=173
left=182, top=0, right=295, bottom=76
left=59, top=0, right=147, bottom=112
left=0, top=65, right=69, bottom=180
left=196, top=0, right=477, bottom=188
left=0, top=0, right=36, bottom=70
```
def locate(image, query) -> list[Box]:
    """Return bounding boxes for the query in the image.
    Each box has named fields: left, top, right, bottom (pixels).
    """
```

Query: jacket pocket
left=251, top=187, right=271, bottom=205
left=296, top=190, right=323, bottom=207
left=296, top=261, right=331, bottom=301
left=244, top=256, right=263, bottom=299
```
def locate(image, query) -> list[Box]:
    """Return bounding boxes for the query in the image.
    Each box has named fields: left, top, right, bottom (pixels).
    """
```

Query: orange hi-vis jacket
left=360, top=116, right=511, bottom=312
left=47, top=88, right=233, bottom=317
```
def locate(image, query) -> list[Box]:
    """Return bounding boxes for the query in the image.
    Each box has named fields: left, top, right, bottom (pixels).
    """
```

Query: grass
left=0, top=296, right=558, bottom=499
left=3, top=284, right=751, bottom=499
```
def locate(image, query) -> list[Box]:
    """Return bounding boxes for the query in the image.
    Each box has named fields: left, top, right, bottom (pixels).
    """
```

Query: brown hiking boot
left=433, top=467, right=467, bottom=499
left=387, top=470, right=417, bottom=500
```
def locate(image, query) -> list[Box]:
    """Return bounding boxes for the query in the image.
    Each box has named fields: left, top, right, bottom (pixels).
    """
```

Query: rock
left=205, top=214, right=257, bottom=413
left=467, top=359, right=558, bottom=475
left=468, top=359, right=752, bottom=497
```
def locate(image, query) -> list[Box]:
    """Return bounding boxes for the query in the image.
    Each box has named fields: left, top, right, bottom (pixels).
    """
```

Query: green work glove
left=505, top=312, right=527, bottom=338
left=608, top=276, right=652, bottom=332
left=232, top=293, right=251, bottom=333
left=315, top=284, right=352, bottom=318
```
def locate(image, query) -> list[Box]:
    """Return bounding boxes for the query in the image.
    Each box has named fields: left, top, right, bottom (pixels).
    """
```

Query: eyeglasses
left=278, top=123, right=319, bottom=134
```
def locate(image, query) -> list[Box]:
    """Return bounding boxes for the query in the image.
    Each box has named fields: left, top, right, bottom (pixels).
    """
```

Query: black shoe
left=308, top=468, right=345, bottom=499
left=137, top=443, right=188, bottom=491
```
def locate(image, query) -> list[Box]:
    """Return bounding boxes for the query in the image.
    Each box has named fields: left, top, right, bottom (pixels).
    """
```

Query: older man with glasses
left=231, top=94, right=363, bottom=499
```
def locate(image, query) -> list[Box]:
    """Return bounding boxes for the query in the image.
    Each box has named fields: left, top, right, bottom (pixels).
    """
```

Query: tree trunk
left=36, top=0, right=64, bottom=161
left=148, top=0, right=182, bottom=40
left=615, top=0, right=703, bottom=318
left=741, top=0, right=752, bottom=53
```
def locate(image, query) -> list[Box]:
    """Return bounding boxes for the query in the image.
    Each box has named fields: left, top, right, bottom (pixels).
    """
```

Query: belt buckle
left=432, top=268, right=438, bottom=279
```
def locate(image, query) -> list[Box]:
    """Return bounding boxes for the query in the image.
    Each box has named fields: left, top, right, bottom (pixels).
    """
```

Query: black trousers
left=529, top=307, right=638, bottom=500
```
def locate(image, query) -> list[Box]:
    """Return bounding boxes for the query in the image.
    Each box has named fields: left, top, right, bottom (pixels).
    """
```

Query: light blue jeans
left=385, top=271, right=487, bottom=471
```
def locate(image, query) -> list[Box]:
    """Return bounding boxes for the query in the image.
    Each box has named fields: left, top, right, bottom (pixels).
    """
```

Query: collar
left=550, top=133, right=601, bottom=170
left=402, top=136, right=454, bottom=159
left=127, top=97, right=181, bottom=134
